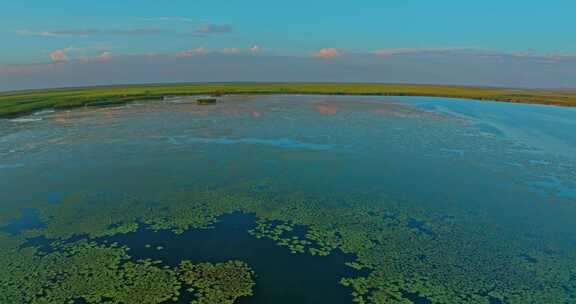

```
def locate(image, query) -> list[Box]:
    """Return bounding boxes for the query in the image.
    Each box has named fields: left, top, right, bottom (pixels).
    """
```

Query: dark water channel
left=103, top=213, right=365, bottom=304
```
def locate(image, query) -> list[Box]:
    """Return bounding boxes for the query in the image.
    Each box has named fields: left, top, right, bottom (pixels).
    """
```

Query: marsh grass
left=1, top=83, right=575, bottom=117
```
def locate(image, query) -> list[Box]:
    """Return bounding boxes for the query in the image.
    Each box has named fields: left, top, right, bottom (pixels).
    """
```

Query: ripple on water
left=9, top=118, right=43, bottom=123
left=167, top=136, right=334, bottom=151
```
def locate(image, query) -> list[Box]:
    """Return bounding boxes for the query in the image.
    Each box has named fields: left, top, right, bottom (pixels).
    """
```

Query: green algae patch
left=0, top=231, right=256, bottom=303
left=178, top=260, right=256, bottom=304
left=2, top=183, right=576, bottom=303
left=0, top=238, right=181, bottom=304
left=248, top=220, right=317, bottom=254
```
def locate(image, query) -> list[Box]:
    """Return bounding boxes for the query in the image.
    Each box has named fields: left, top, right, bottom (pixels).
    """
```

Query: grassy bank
left=1, top=83, right=576, bottom=117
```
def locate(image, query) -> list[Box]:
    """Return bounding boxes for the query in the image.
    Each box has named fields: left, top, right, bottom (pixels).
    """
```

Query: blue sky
left=1, top=1, right=575, bottom=90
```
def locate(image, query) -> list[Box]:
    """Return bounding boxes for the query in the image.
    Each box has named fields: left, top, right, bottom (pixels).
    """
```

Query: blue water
left=1, top=208, right=45, bottom=235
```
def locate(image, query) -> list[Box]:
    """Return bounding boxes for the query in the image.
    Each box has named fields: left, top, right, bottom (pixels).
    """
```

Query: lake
left=1, top=95, right=576, bottom=304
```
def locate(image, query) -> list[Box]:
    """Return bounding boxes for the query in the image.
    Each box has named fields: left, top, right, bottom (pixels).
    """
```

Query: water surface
left=2, top=95, right=576, bottom=303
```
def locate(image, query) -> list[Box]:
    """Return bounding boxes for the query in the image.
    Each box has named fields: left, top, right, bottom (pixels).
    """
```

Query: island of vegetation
left=1, top=83, right=576, bottom=117
left=196, top=98, right=218, bottom=105
left=178, top=260, right=256, bottom=304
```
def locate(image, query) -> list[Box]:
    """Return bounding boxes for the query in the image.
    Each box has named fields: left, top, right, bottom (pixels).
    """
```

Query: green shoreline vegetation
left=1, top=83, right=576, bottom=118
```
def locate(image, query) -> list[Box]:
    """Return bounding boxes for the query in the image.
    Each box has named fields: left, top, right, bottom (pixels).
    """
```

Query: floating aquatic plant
left=178, top=260, right=256, bottom=304
left=2, top=181, right=576, bottom=303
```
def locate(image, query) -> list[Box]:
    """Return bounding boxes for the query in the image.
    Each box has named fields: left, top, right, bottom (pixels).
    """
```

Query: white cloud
left=250, top=45, right=262, bottom=54
left=16, top=29, right=57, bottom=37
left=222, top=48, right=241, bottom=54
left=313, top=48, right=341, bottom=58
left=196, top=24, right=233, bottom=34
left=17, top=28, right=172, bottom=37
left=141, top=17, right=197, bottom=23
left=80, top=52, right=113, bottom=62
left=372, top=47, right=470, bottom=56
left=47, top=46, right=114, bottom=63
left=371, top=47, right=576, bottom=64
left=178, top=47, right=207, bottom=57
left=49, top=49, right=70, bottom=62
